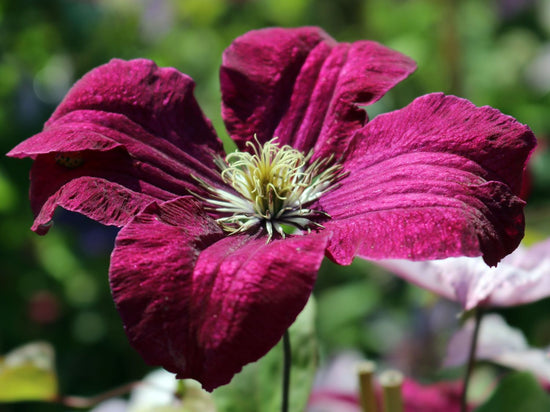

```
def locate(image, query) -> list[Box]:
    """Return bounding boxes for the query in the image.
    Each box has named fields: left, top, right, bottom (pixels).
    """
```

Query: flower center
left=197, top=138, right=344, bottom=241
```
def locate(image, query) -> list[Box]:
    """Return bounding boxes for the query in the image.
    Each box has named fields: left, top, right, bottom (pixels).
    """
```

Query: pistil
left=197, top=138, right=345, bottom=241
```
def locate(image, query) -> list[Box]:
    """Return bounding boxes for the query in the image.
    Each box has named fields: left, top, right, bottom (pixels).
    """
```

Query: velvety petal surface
left=30, top=176, right=156, bottom=235
left=110, top=197, right=328, bottom=391
left=320, top=93, right=536, bottom=266
left=220, top=27, right=416, bottom=160
left=8, top=59, right=225, bottom=232
left=378, top=239, right=550, bottom=310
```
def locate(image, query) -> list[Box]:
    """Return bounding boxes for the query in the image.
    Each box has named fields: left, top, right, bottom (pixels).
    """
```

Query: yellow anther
left=199, top=137, right=345, bottom=240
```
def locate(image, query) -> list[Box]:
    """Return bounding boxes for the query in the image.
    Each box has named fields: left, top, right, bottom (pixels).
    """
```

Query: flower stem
left=282, top=330, right=291, bottom=412
left=461, top=308, right=484, bottom=412
left=442, top=0, right=462, bottom=95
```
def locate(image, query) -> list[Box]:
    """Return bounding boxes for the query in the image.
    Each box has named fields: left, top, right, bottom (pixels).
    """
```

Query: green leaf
left=474, top=372, right=550, bottom=412
left=317, top=281, right=380, bottom=348
left=0, top=342, right=58, bottom=402
left=212, top=298, right=318, bottom=412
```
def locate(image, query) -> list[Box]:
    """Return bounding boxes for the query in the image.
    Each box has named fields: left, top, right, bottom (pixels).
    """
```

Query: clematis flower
left=445, top=313, right=550, bottom=383
left=7, top=27, right=536, bottom=390
left=378, top=238, right=550, bottom=310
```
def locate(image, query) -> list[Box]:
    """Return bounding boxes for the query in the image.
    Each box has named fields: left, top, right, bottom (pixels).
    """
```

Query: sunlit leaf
left=474, top=372, right=550, bottom=412
left=261, top=0, right=312, bottom=25
left=0, top=342, right=58, bottom=402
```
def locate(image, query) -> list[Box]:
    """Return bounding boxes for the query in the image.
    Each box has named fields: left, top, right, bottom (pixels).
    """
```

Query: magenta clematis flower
left=7, top=27, right=536, bottom=390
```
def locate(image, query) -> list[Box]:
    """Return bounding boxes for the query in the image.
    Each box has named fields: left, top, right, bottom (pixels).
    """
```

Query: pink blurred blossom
left=379, top=239, right=550, bottom=310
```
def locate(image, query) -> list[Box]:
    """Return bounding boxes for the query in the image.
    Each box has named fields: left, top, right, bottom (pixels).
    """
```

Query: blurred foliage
left=1, top=0, right=550, bottom=411
left=474, top=372, right=550, bottom=412
left=212, top=299, right=317, bottom=412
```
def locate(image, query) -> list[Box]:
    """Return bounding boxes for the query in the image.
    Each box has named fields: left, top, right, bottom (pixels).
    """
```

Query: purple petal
left=8, top=59, right=225, bottom=232
left=376, top=259, right=459, bottom=303
left=321, top=93, right=536, bottom=266
left=220, top=27, right=416, bottom=159
left=110, top=197, right=328, bottom=391
left=31, top=176, right=156, bottom=235
left=472, top=240, right=550, bottom=307
left=48, top=59, right=223, bottom=163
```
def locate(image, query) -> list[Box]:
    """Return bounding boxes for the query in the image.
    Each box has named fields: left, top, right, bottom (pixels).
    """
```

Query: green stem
left=282, top=330, right=291, bottom=412
left=442, top=0, right=462, bottom=95
left=461, top=309, right=483, bottom=412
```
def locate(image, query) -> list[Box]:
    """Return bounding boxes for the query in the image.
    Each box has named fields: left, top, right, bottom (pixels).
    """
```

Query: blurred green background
left=1, top=0, right=550, bottom=410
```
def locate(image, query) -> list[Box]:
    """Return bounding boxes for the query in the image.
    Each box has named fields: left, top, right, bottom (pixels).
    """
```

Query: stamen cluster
left=200, top=138, right=344, bottom=240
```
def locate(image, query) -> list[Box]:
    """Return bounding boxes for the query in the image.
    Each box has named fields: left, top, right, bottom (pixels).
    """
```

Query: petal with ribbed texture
left=8, top=59, right=225, bottom=233
left=321, top=93, right=536, bottom=266
left=220, top=27, right=416, bottom=160
left=110, top=197, right=328, bottom=391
